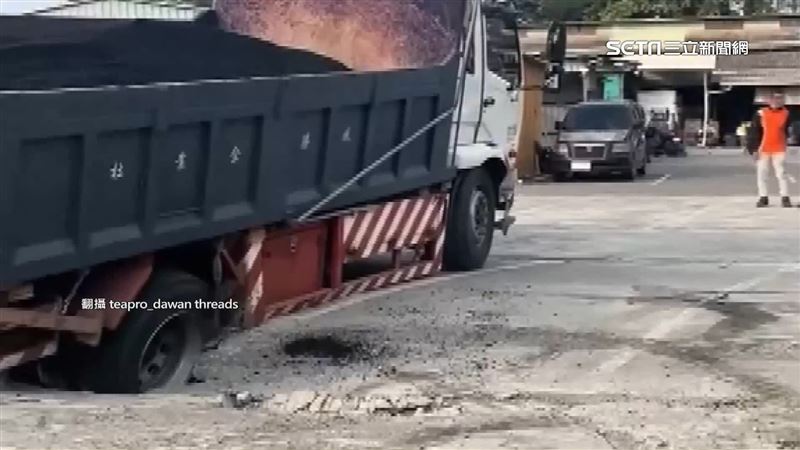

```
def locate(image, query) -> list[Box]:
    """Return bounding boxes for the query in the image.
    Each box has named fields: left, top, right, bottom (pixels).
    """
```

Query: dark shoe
left=756, top=197, right=769, bottom=208
left=782, top=197, right=793, bottom=208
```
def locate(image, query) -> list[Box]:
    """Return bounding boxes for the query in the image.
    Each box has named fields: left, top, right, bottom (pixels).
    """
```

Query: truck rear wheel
left=443, top=169, right=496, bottom=272
left=84, top=269, right=206, bottom=393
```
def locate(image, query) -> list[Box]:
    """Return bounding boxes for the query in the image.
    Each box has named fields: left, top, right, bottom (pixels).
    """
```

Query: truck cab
left=451, top=0, right=520, bottom=236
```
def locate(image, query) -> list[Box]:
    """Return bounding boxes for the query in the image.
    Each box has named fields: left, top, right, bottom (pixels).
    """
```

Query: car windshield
left=563, top=105, right=633, bottom=130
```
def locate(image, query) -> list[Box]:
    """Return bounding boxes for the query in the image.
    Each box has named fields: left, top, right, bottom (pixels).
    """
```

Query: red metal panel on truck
left=239, top=193, right=447, bottom=327
left=253, top=223, right=327, bottom=320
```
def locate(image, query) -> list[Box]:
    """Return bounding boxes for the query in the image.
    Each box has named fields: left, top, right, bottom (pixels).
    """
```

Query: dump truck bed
left=0, top=17, right=459, bottom=286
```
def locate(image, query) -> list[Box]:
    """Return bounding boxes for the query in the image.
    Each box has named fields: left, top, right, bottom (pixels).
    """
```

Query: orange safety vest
left=759, top=106, right=789, bottom=154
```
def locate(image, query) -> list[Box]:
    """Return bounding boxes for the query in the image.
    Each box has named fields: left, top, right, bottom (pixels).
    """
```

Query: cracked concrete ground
left=1, top=150, right=798, bottom=449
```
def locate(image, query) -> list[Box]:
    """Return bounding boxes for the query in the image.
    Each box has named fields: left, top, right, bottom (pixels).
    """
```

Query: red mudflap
left=238, top=192, right=447, bottom=328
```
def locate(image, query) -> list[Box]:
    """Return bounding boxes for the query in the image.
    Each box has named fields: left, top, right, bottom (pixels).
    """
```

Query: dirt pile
left=216, top=0, right=463, bottom=71
left=0, top=14, right=348, bottom=91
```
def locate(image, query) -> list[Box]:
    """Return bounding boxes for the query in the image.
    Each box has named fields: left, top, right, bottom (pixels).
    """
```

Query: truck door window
left=482, top=6, right=521, bottom=86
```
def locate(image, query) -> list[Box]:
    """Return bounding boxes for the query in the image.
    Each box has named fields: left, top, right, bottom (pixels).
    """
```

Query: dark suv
left=552, top=101, right=648, bottom=181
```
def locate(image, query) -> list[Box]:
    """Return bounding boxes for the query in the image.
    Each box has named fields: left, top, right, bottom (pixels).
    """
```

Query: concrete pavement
left=1, top=150, right=798, bottom=450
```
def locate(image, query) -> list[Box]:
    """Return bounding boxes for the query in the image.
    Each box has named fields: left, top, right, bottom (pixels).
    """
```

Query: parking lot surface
left=1, top=149, right=799, bottom=450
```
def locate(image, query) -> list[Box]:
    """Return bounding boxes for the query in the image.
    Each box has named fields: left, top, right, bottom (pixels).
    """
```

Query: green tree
left=694, top=0, right=732, bottom=15
left=509, top=0, right=542, bottom=20
left=589, top=0, right=775, bottom=20
left=742, top=0, right=776, bottom=14
left=499, top=0, right=778, bottom=24
left=497, top=0, right=595, bottom=23
left=590, top=0, right=679, bottom=20
left=541, top=0, right=597, bottom=21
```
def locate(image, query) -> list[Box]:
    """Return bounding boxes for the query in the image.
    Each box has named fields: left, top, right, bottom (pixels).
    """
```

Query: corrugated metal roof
left=716, top=50, right=800, bottom=68
left=755, top=87, right=800, bottom=104
left=0, top=0, right=67, bottom=15
left=715, top=50, right=800, bottom=85
left=716, top=69, right=800, bottom=85
left=519, top=15, right=800, bottom=28
left=28, top=0, right=207, bottom=19
left=684, top=28, right=798, bottom=41
left=628, top=54, right=717, bottom=70
left=520, top=18, right=800, bottom=56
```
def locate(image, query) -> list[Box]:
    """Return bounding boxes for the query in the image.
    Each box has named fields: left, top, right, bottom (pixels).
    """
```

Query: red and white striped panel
left=237, top=194, right=448, bottom=327
left=342, top=193, right=446, bottom=262
left=238, top=229, right=266, bottom=324
left=0, top=339, right=58, bottom=371
left=258, top=259, right=443, bottom=322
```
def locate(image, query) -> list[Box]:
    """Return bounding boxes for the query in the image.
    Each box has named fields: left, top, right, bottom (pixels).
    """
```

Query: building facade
left=519, top=16, right=800, bottom=146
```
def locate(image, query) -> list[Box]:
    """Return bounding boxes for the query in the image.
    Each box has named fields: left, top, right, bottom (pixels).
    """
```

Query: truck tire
left=84, top=269, right=207, bottom=393
left=443, top=169, right=496, bottom=272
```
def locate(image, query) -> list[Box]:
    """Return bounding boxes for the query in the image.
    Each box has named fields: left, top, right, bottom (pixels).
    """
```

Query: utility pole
left=702, top=71, right=709, bottom=148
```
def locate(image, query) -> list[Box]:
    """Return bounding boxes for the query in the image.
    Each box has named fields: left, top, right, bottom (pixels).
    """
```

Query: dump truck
left=0, top=0, right=521, bottom=393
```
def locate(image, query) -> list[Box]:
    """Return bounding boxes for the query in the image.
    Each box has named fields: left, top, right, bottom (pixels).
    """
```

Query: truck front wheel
left=443, top=169, right=496, bottom=271
left=84, top=269, right=207, bottom=393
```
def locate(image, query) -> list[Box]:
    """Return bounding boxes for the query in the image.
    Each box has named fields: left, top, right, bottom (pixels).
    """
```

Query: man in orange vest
left=747, top=91, right=792, bottom=208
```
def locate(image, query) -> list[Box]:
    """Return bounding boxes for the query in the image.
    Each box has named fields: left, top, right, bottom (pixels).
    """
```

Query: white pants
left=757, top=152, right=789, bottom=197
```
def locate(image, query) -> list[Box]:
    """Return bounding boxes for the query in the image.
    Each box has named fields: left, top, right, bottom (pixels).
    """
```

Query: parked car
left=551, top=100, right=648, bottom=181
left=791, top=121, right=800, bottom=145
left=684, top=119, right=719, bottom=147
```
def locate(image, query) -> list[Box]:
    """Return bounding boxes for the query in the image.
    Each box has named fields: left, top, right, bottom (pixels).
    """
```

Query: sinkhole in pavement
left=282, top=335, right=372, bottom=364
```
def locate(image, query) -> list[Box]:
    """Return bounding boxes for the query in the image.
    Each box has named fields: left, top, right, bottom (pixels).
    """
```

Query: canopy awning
left=715, top=69, right=800, bottom=86
left=715, top=50, right=800, bottom=86
left=755, top=87, right=800, bottom=105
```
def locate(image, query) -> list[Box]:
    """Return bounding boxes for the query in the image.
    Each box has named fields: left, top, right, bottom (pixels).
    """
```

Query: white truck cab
left=451, top=0, right=521, bottom=234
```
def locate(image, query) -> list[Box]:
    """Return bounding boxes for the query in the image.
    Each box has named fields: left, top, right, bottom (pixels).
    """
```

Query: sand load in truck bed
left=0, top=15, right=348, bottom=91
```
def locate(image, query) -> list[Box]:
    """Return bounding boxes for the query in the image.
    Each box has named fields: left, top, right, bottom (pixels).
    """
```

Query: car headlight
left=557, top=143, right=569, bottom=155
left=611, top=142, right=630, bottom=153
left=672, top=136, right=681, bottom=142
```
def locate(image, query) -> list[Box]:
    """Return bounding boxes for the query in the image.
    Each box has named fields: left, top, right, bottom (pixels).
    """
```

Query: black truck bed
left=0, top=17, right=458, bottom=286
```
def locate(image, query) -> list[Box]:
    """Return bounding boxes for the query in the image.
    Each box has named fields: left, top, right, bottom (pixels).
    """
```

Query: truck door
left=453, top=2, right=520, bottom=149
left=454, top=1, right=487, bottom=147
